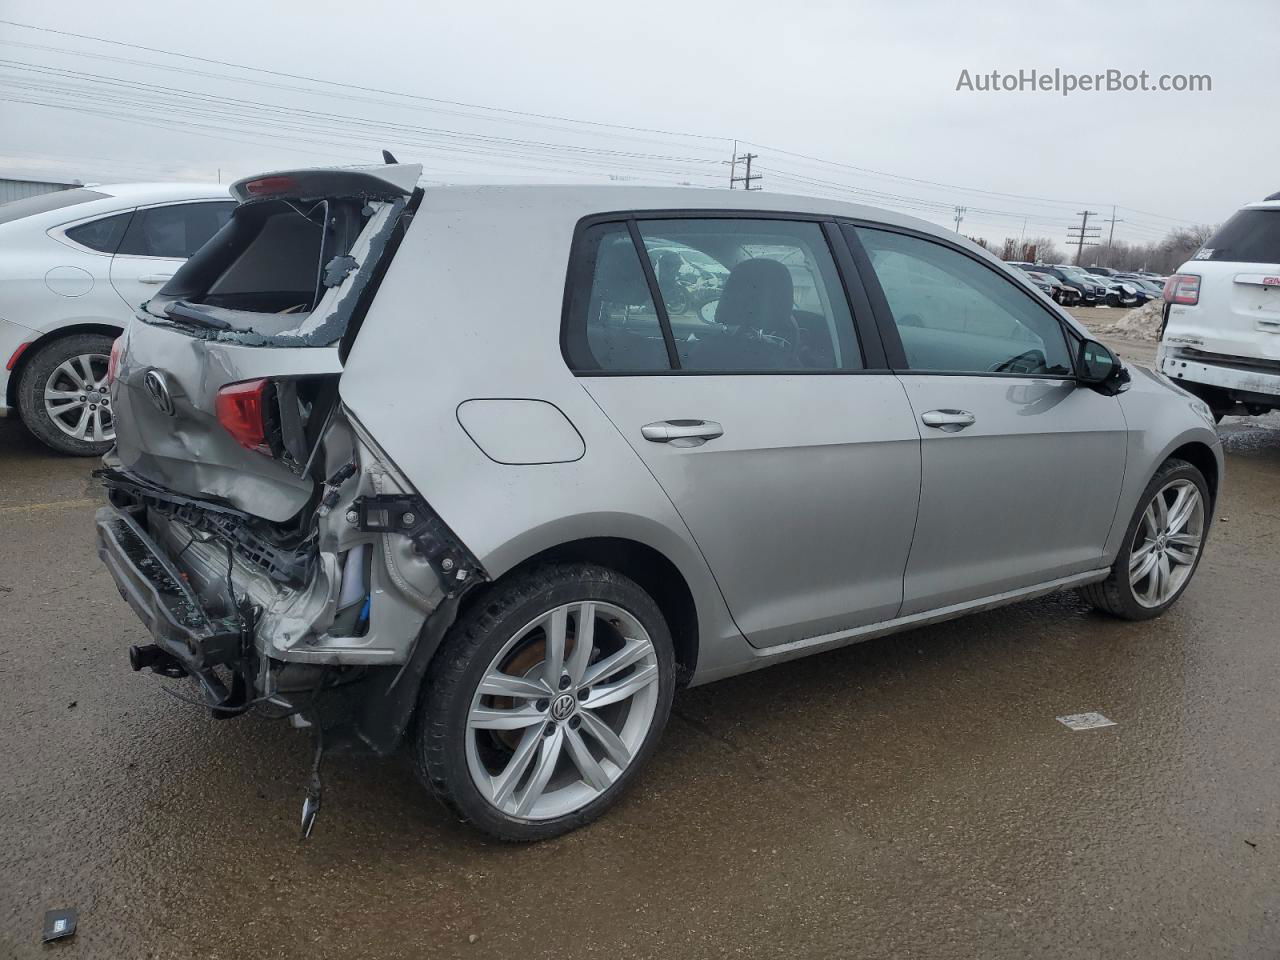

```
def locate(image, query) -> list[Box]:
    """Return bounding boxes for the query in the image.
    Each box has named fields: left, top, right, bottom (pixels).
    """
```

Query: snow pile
left=1087, top=299, right=1164, bottom=342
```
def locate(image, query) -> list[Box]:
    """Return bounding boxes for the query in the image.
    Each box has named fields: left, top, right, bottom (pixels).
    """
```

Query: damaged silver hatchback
left=97, top=163, right=1223, bottom=840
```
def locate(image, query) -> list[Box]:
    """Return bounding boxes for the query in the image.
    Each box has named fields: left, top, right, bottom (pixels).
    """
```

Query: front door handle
left=920, top=409, right=976, bottom=432
left=641, top=419, right=724, bottom=445
left=139, top=274, right=174, bottom=285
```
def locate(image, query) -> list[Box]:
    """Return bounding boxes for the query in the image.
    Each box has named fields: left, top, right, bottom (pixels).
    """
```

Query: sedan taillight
left=216, top=378, right=271, bottom=453
left=1164, top=274, right=1201, bottom=305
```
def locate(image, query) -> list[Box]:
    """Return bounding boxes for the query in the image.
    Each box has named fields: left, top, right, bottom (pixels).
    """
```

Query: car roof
left=1242, top=198, right=1280, bottom=210
left=419, top=182, right=992, bottom=259
left=90, top=182, right=233, bottom=202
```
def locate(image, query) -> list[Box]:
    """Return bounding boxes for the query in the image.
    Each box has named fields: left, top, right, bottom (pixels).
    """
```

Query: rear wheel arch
left=455, top=536, right=700, bottom=684
left=6, top=322, right=123, bottom=409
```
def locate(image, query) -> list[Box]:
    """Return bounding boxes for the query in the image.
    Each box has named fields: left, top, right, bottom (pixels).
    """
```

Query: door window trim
left=50, top=208, right=138, bottom=257
left=840, top=220, right=1082, bottom=380
left=560, top=209, right=890, bottom=377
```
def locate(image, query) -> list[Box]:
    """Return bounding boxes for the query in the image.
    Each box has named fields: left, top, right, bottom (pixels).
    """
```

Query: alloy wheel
left=43, top=353, right=113, bottom=443
left=1129, top=478, right=1204, bottom=608
left=464, top=600, right=660, bottom=820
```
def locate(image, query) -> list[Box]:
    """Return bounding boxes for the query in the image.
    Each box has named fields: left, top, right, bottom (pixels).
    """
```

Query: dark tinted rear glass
left=0, top=188, right=108, bottom=225
left=1200, top=210, right=1280, bottom=264
left=65, top=212, right=133, bottom=254
left=117, top=202, right=236, bottom=258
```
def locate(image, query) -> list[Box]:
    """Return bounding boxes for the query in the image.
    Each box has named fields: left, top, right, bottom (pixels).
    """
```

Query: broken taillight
left=1164, top=274, right=1201, bottom=305
left=216, top=379, right=271, bottom=452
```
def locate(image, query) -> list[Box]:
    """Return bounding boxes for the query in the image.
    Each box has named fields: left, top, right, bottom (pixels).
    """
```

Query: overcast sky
left=1, top=0, right=1276, bottom=247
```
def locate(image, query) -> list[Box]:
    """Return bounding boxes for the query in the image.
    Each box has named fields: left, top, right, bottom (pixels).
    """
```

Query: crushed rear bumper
left=95, top=504, right=244, bottom=677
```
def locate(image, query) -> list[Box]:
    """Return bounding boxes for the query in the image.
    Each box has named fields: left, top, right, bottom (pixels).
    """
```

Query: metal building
left=0, top=177, right=82, bottom=203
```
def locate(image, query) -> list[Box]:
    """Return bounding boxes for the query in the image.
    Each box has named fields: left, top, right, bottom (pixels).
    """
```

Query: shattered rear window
left=142, top=194, right=408, bottom=347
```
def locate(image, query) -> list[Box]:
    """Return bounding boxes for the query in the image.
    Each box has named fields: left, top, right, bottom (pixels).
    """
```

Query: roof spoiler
left=230, top=163, right=421, bottom=204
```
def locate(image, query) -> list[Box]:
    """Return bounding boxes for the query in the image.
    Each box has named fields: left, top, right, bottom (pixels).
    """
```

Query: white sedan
left=0, top=183, right=235, bottom=454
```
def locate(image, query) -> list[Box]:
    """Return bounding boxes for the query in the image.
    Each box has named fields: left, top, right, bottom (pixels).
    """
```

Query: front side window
left=117, top=202, right=236, bottom=259
left=853, top=227, right=1073, bottom=376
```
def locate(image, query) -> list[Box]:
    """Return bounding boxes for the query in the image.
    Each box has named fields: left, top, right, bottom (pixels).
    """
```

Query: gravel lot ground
left=3, top=333, right=1279, bottom=959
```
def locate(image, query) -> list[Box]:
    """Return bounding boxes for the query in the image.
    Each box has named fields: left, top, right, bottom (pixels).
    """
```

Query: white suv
left=0, top=183, right=235, bottom=454
left=1158, top=193, right=1280, bottom=418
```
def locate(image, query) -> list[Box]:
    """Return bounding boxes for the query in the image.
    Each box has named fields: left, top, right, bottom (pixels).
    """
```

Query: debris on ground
left=41, top=909, right=77, bottom=943
left=1056, top=712, right=1117, bottom=731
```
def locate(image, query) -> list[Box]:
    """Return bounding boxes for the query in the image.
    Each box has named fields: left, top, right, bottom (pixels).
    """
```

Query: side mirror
left=698, top=299, right=719, bottom=324
left=1077, top=338, right=1130, bottom=394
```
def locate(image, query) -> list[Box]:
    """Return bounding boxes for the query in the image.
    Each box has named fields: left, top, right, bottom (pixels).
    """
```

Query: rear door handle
left=920, top=409, right=976, bottom=432
left=139, top=274, right=173, bottom=284
left=641, top=419, right=724, bottom=444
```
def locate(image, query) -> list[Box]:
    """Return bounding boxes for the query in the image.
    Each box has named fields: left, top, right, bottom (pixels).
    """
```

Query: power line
left=0, top=19, right=732, bottom=144
left=0, top=17, right=1204, bottom=235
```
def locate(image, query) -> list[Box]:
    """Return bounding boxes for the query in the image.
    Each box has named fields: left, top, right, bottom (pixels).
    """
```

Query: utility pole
left=953, top=205, right=967, bottom=233
left=1102, top=205, right=1124, bottom=265
left=1067, top=210, right=1101, bottom=265
left=729, top=145, right=761, bottom=190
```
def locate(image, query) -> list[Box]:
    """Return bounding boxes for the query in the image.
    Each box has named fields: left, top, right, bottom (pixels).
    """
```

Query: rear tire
left=1079, top=458, right=1210, bottom=620
left=414, top=562, right=676, bottom=841
left=16, top=332, right=117, bottom=456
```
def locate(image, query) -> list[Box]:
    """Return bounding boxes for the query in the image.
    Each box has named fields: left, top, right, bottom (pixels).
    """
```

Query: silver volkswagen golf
left=96, top=163, right=1222, bottom=840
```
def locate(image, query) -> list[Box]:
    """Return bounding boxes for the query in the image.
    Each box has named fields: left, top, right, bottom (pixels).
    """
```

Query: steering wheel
left=990, top=349, right=1047, bottom=374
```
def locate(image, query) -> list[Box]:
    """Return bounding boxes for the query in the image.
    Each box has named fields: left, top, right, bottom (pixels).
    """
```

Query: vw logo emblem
left=550, top=693, right=576, bottom=722
left=144, top=370, right=176, bottom=417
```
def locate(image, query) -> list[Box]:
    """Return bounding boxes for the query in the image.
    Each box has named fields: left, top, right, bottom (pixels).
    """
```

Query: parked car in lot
left=1016, top=267, right=1080, bottom=306
left=1118, top=275, right=1166, bottom=298
left=1035, top=264, right=1109, bottom=305
left=1086, top=273, right=1144, bottom=307
left=1159, top=193, right=1280, bottom=417
left=0, top=183, right=234, bottom=454
left=96, top=165, right=1222, bottom=840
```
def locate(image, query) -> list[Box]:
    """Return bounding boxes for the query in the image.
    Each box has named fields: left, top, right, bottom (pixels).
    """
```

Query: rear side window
left=564, top=223, right=672, bottom=372
left=117, top=202, right=236, bottom=258
left=64, top=212, right=133, bottom=254
left=1197, top=209, right=1280, bottom=264
left=854, top=227, right=1072, bottom=376
left=564, top=217, right=862, bottom=373
left=0, top=188, right=108, bottom=225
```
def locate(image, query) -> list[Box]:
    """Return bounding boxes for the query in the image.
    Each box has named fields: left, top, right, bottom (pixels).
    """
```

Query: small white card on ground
left=1057, top=712, right=1116, bottom=731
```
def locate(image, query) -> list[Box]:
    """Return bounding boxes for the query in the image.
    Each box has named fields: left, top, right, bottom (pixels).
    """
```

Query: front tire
left=414, top=563, right=676, bottom=841
left=16, top=332, right=117, bottom=456
left=1080, top=458, right=1210, bottom=620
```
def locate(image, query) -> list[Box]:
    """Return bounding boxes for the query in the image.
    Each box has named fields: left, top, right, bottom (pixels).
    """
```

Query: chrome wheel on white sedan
left=44, top=352, right=113, bottom=445
left=15, top=332, right=119, bottom=456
